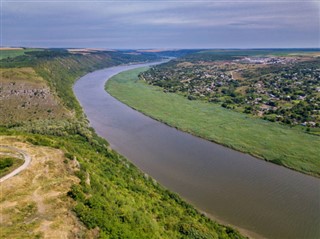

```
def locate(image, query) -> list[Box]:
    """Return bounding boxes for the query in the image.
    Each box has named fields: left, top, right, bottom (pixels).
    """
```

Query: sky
left=1, top=0, right=319, bottom=49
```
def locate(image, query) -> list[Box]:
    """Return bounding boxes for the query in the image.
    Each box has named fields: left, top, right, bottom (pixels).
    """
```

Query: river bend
left=74, top=62, right=320, bottom=239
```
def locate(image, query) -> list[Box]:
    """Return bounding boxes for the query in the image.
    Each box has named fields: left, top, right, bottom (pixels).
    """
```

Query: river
left=73, top=62, right=320, bottom=239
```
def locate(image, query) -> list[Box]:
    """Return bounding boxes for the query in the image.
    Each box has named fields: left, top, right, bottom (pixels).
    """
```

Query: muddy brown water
left=74, top=62, right=320, bottom=239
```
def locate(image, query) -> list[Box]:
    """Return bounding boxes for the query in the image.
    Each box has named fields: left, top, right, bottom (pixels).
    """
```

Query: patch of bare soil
left=0, top=48, right=23, bottom=51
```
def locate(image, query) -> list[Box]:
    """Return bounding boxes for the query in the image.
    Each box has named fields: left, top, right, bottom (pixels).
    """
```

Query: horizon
left=1, top=47, right=320, bottom=51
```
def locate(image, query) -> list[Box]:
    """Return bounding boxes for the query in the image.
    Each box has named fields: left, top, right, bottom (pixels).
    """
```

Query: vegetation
left=140, top=50, right=320, bottom=130
left=106, top=67, right=320, bottom=177
left=0, top=48, right=43, bottom=60
left=0, top=49, right=161, bottom=116
left=0, top=136, right=88, bottom=238
left=0, top=67, right=70, bottom=125
left=0, top=129, right=245, bottom=238
left=0, top=49, right=245, bottom=238
left=0, top=156, right=23, bottom=177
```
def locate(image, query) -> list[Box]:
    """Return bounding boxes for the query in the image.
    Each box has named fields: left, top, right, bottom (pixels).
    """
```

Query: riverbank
left=75, top=63, right=319, bottom=239
left=0, top=52, right=246, bottom=238
left=106, top=67, right=320, bottom=177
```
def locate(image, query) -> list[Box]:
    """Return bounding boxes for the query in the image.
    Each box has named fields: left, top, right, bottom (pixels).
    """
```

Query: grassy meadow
left=106, top=67, right=320, bottom=177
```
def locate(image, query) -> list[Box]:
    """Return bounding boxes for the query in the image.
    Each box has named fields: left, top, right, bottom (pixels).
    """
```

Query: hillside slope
left=0, top=50, right=245, bottom=239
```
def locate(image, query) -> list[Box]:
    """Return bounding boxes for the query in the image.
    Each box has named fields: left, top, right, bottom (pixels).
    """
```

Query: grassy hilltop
left=0, top=49, right=245, bottom=238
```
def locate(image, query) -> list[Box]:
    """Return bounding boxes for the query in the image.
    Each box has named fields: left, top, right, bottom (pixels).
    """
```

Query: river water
left=73, top=62, right=320, bottom=239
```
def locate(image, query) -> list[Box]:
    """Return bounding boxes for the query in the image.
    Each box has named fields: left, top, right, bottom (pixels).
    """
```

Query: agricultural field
left=106, top=67, right=320, bottom=177
left=141, top=50, right=320, bottom=131
left=0, top=48, right=43, bottom=60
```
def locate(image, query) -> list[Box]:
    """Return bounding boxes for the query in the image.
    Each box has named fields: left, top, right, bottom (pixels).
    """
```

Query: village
left=140, top=55, right=320, bottom=128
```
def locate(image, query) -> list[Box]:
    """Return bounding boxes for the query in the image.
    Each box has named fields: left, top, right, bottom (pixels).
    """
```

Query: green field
left=106, top=67, right=320, bottom=177
left=0, top=49, right=42, bottom=60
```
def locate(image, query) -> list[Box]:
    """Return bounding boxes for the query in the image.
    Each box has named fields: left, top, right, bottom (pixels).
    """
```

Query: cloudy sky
left=1, top=0, right=319, bottom=49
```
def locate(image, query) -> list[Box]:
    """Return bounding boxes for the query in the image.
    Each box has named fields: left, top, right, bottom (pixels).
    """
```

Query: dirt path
left=0, top=136, right=91, bottom=238
left=0, top=145, right=31, bottom=183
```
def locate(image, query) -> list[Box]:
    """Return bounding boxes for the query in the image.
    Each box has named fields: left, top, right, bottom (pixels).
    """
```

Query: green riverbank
left=106, top=67, right=320, bottom=177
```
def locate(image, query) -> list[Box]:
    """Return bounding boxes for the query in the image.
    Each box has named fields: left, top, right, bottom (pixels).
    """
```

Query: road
left=0, top=145, right=31, bottom=183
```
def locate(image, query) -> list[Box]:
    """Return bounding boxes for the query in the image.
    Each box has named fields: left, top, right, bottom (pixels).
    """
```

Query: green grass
left=106, top=67, right=320, bottom=177
left=0, top=156, right=24, bottom=178
left=0, top=49, right=42, bottom=60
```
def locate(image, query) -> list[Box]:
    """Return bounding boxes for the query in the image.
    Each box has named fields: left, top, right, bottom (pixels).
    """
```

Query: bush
left=0, top=158, right=13, bottom=170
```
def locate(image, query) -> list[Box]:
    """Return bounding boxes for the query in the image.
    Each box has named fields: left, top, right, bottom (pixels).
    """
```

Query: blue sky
left=1, top=0, right=319, bottom=49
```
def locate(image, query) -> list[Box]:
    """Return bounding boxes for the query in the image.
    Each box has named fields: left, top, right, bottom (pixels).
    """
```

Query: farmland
left=0, top=48, right=43, bottom=60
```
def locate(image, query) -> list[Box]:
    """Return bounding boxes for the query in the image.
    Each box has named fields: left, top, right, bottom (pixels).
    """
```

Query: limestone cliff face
left=0, top=67, right=71, bottom=125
